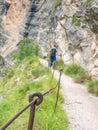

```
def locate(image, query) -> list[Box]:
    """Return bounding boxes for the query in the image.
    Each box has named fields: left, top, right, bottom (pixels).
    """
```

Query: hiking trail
left=39, top=58, right=98, bottom=130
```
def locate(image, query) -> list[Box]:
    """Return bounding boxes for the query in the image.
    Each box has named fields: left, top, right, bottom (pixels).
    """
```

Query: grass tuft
left=52, top=0, right=61, bottom=12
left=64, top=64, right=87, bottom=79
left=12, top=38, right=39, bottom=61
left=87, top=80, right=98, bottom=96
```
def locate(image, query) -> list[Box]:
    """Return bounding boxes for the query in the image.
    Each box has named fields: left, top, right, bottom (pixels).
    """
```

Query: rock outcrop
left=84, top=0, right=98, bottom=76
left=0, top=0, right=30, bottom=58
left=0, top=0, right=7, bottom=48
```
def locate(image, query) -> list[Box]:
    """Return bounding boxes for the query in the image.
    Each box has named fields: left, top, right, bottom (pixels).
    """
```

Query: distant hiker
left=48, top=45, right=58, bottom=67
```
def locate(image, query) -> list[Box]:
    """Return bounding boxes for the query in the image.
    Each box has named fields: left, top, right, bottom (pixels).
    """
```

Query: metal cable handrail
left=0, top=68, right=62, bottom=130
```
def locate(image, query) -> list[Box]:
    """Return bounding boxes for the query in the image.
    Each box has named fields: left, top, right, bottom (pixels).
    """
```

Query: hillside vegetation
left=54, top=59, right=98, bottom=96
left=0, top=39, right=68, bottom=130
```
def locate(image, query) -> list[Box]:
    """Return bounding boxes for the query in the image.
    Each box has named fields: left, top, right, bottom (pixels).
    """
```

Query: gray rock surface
left=0, top=0, right=7, bottom=48
left=0, top=0, right=98, bottom=77
left=85, top=0, right=98, bottom=34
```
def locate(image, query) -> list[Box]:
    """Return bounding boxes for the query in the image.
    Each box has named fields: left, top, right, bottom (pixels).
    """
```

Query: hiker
left=48, top=45, right=58, bottom=67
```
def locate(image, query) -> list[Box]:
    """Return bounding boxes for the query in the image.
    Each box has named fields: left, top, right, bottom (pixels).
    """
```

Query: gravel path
left=39, top=59, right=98, bottom=130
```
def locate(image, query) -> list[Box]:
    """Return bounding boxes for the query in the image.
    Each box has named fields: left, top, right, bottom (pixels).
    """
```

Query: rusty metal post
left=54, top=69, right=63, bottom=112
left=28, top=92, right=43, bottom=130
left=28, top=102, right=35, bottom=130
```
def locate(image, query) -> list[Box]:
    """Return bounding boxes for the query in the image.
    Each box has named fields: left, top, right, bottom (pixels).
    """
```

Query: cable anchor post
left=28, top=92, right=43, bottom=130
left=54, top=69, right=63, bottom=112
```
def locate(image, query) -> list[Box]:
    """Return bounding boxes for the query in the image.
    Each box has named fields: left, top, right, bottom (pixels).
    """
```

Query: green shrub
left=64, top=64, right=87, bottom=79
left=74, top=74, right=91, bottom=84
left=0, top=66, right=8, bottom=77
left=12, top=38, right=39, bottom=60
left=87, top=80, right=98, bottom=95
left=83, top=0, right=92, bottom=6
left=72, top=15, right=81, bottom=26
left=31, top=66, right=47, bottom=78
left=54, top=58, right=64, bottom=70
left=0, top=67, right=15, bottom=79
left=53, top=0, right=61, bottom=12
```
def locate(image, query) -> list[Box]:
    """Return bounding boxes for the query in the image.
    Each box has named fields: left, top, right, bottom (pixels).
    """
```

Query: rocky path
left=39, top=59, right=98, bottom=130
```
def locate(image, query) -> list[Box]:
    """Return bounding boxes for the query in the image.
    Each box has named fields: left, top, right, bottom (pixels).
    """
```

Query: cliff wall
left=0, top=0, right=98, bottom=77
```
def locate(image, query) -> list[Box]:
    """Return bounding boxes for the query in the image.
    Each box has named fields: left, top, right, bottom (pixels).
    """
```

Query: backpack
left=50, top=48, right=56, bottom=58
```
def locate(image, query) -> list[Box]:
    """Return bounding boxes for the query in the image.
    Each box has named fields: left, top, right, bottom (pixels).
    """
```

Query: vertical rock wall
left=85, top=0, right=98, bottom=76
left=0, top=0, right=7, bottom=48
left=0, top=0, right=98, bottom=77
left=0, top=0, right=30, bottom=58
left=12, top=0, right=98, bottom=77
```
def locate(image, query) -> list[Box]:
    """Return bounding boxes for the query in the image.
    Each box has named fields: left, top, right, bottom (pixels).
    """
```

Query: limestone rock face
left=85, top=0, right=98, bottom=34
left=0, top=0, right=7, bottom=48
left=0, top=0, right=98, bottom=77
left=84, top=0, right=98, bottom=76
left=0, top=0, right=30, bottom=58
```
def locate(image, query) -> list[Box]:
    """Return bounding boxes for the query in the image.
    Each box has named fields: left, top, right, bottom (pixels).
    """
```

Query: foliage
left=63, top=63, right=91, bottom=84
left=0, top=101, right=12, bottom=125
left=31, top=65, right=47, bottom=78
left=72, top=15, right=81, bottom=26
left=53, top=59, right=89, bottom=84
left=12, top=38, right=39, bottom=61
left=87, top=80, right=98, bottom=96
left=55, top=60, right=98, bottom=96
left=0, top=57, right=69, bottom=130
left=53, top=58, right=64, bottom=70
left=51, top=58, right=98, bottom=96
left=0, top=55, right=3, bottom=61
left=59, top=15, right=71, bottom=20
left=83, top=0, right=92, bottom=6
left=63, top=64, right=88, bottom=81
left=52, top=0, right=61, bottom=12
left=74, top=74, right=91, bottom=84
